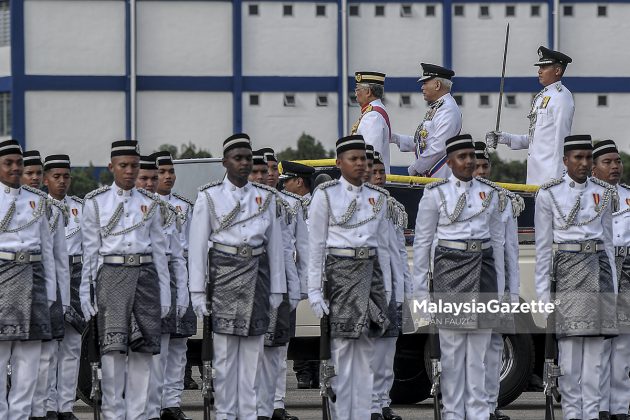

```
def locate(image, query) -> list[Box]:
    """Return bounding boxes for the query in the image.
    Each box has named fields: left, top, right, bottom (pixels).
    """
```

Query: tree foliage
left=277, top=133, right=335, bottom=161
left=158, top=142, right=212, bottom=159
left=488, top=152, right=527, bottom=184
left=67, top=164, right=101, bottom=198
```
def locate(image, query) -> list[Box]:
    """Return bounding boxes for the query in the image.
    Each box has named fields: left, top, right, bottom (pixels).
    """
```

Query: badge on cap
left=355, top=74, right=362, bottom=82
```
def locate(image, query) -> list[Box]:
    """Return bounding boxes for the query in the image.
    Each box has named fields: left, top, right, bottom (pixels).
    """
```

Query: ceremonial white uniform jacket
left=613, top=184, right=630, bottom=247
left=387, top=198, right=411, bottom=304
left=158, top=195, right=189, bottom=309
left=394, top=93, right=462, bottom=178
left=64, top=195, right=83, bottom=257
left=354, top=99, right=392, bottom=173
left=501, top=81, right=574, bottom=185
left=498, top=195, right=521, bottom=301
left=412, top=175, right=506, bottom=301
left=48, top=195, right=70, bottom=307
left=80, top=183, right=171, bottom=307
left=534, top=175, right=617, bottom=304
left=279, top=190, right=309, bottom=299
left=160, top=192, right=192, bottom=252
left=0, top=182, right=56, bottom=301
left=307, top=176, right=391, bottom=291
left=188, top=178, right=286, bottom=296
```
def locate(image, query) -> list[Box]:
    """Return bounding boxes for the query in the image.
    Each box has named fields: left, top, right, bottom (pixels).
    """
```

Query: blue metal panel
left=10, top=0, right=25, bottom=147
left=0, top=77, right=11, bottom=92
left=337, top=0, right=343, bottom=137
left=547, top=0, right=554, bottom=48
left=443, top=0, right=453, bottom=69
left=233, top=0, right=243, bottom=133
left=243, top=76, right=337, bottom=91
left=24, top=76, right=128, bottom=91
left=125, top=0, right=131, bottom=138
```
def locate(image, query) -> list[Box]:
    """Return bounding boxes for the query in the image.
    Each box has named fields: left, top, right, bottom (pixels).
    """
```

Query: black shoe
left=494, top=409, right=510, bottom=420
left=161, top=407, right=192, bottom=420
left=57, top=414, right=79, bottom=420
left=257, top=417, right=271, bottom=420
left=489, top=415, right=497, bottom=420
left=601, top=413, right=612, bottom=420
left=382, top=407, right=402, bottom=420
left=46, top=413, right=59, bottom=420
left=183, top=375, right=198, bottom=390
left=30, top=417, right=46, bottom=420
left=296, top=373, right=312, bottom=389
left=310, top=374, right=320, bottom=389
left=611, top=415, right=629, bottom=420
left=272, top=408, right=299, bottom=420
left=371, top=414, right=385, bottom=420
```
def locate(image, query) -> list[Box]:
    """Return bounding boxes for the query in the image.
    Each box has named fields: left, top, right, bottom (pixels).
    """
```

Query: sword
left=495, top=23, right=510, bottom=133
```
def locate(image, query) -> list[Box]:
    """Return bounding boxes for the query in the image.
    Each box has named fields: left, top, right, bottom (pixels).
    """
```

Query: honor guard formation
left=0, top=43, right=629, bottom=420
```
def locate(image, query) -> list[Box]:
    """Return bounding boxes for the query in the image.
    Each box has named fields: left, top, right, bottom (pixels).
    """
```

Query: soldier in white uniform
left=0, top=139, right=56, bottom=419
left=138, top=154, right=189, bottom=420
left=155, top=150, right=196, bottom=420
left=486, top=46, right=574, bottom=186
left=189, top=133, right=285, bottom=420
left=591, top=140, right=630, bottom=420
left=391, top=63, right=462, bottom=178
left=535, top=135, right=617, bottom=420
left=42, top=154, right=84, bottom=420
left=26, top=152, right=71, bottom=420
left=261, top=148, right=280, bottom=188
left=308, top=134, right=391, bottom=419
left=370, top=151, right=409, bottom=420
left=351, top=71, right=392, bottom=173
left=79, top=141, right=171, bottom=420
left=472, top=142, right=523, bottom=420
left=413, top=134, right=506, bottom=419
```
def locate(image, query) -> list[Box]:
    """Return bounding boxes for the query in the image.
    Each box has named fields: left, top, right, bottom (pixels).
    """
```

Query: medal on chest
left=140, top=204, right=148, bottom=214
left=368, top=197, right=376, bottom=206
left=593, top=194, right=600, bottom=206
left=71, top=208, right=79, bottom=223
left=479, top=191, right=487, bottom=201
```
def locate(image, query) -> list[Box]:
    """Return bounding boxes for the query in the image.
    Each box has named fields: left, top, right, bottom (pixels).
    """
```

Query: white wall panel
left=24, top=0, right=125, bottom=75
left=25, top=91, right=126, bottom=166
left=0, top=47, right=10, bottom=76
left=137, top=1, right=233, bottom=76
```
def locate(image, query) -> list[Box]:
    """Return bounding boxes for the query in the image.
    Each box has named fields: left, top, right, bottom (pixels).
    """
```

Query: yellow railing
left=292, top=158, right=539, bottom=194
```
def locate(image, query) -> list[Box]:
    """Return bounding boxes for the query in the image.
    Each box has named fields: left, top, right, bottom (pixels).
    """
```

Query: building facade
left=0, top=0, right=629, bottom=167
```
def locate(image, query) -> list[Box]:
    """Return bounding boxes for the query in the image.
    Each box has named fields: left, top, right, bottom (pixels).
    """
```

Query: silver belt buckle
left=15, top=251, right=29, bottom=264
left=125, top=254, right=141, bottom=266
left=620, top=247, right=627, bottom=256
left=582, top=241, right=594, bottom=253
left=467, top=240, right=480, bottom=252
left=239, top=246, right=252, bottom=258
left=355, top=247, right=369, bottom=259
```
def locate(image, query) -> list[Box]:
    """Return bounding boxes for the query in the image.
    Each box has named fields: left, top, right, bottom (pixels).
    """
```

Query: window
left=426, top=5, right=436, bottom=16
left=597, top=95, right=608, bottom=107
left=597, top=5, right=607, bottom=16
left=349, top=4, right=360, bottom=16
left=375, top=5, right=385, bottom=17
left=563, top=5, right=573, bottom=16
left=479, top=5, right=490, bottom=17
left=249, top=94, right=260, bottom=106
left=0, top=1, right=9, bottom=47
left=316, top=94, right=328, bottom=107
left=453, top=95, right=463, bottom=106
left=506, top=5, right=516, bottom=17
left=454, top=5, right=465, bottom=16
left=0, top=92, right=11, bottom=137
left=480, top=95, right=490, bottom=107
left=283, top=93, right=296, bottom=107
left=283, top=4, right=293, bottom=16
left=531, top=5, right=541, bottom=16
left=505, top=94, right=517, bottom=107
left=248, top=4, right=259, bottom=16
left=316, top=4, right=326, bottom=17
left=400, top=5, right=413, bottom=17
left=399, top=94, right=412, bottom=108
left=349, top=93, right=359, bottom=106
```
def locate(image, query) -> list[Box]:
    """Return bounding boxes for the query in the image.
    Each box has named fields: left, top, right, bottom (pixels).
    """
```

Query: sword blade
left=495, top=23, right=510, bottom=132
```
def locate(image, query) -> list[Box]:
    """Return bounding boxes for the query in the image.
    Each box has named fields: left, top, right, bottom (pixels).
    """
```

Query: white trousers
left=162, top=337, right=188, bottom=408
left=558, top=336, right=604, bottom=420
left=50, top=327, right=82, bottom=413
left=485, top=333, right=504, bottom=412
left=256, top=346, right=285, bottom=417
left=32, top=339, right=58, bottom=416
left=213, top=333, right=264, bottom=420
left=371, top=337, right=397, bottom=413
left=0, top=341, right=42, bottom=420
left=330, top=333, right=375, bottom=420
left=146, top=334, right=171, bottom=418
left=101, top=350, right=152, bottom=420
left=439, top=328, right=492, bottom=420
left=600, top=338, right=612, bottom=413
left=608, top=334, right=630, bottom=415
left=273, top=344, right=289, bottom=410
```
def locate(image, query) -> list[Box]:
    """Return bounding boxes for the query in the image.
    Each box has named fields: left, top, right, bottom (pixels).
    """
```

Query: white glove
left=80, top=296, right=97, bottom=321
left=390, top=133, right=401, bottom=146
left=176, top=289, right=190, bottom=309
left=386, top=291, right=392, bottom=304
left=269, top=293, right=283, bottom=309
left=177, top=305, right=188, bottom=319
left=161, top=306, right=171, bottom=319
left=289, top=298, right=300, bottom=312
left=191, top=292, right=209, bottom=317
left=62, top=305, right=69, bottom=315
left=485, top=131, right=510, bottom=149
left=308, top=288, right=329, bottom=319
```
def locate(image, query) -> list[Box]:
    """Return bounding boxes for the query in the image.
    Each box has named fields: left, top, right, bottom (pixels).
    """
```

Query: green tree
left=277, top=133, right=334, bottom=161
left=488, top=152, right=527, bottom=184
left=67, top=164, right=100, bottom=198
left=158, top=142, right=212, bottom=159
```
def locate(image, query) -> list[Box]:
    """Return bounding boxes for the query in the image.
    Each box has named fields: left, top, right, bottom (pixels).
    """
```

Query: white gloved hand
left=191, top=292, right=209, bottom=318
left=161, top=306, right=171, bottom=319
left=62, top=305, right=69, bottom=315
left=177, top=305, right=188, bottom=319
left=289, top=298, right=300, bottom=312
left=269, top=293, right=283, bottom=309
left=390, top=133, right=401, bottom=146
left=176, top=289, right=190, bottom=309
left=80, top=297, right=96, bottom=321
left=485, top=131, right=500, bottom=149
left=308, top=288, right=330, bottom=319
left=386, top=291, right=392, bottom=304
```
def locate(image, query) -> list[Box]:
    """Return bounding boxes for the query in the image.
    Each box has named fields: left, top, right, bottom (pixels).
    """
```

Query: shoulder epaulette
left=364, top=182, right=390, bottom=196
left=504, top=191, right=525, bottom=218
left=279, top=190, right=304, bottom=202
left=84, top=185, right=111, bottom=200
left=590, top=177, right=615, bottom=191
left=136, top=188, right=159, bottom=201
left=172, top=192, right=194, bottom=207
left=619, top=183, right=630, bottom=191
left=199, top=180, right=222, bottom=191
left=539, top=178, right=564, bottom=190
left=70, top=195, right=84, bottom=205
left=251, top=182, right=279, bottom=195
left=555, top=83, right=563, bottom=92
left=314, top=179, right=339, bottom=192
left=21, top=185, right=47, bottom=198
left=425, top=178, right=449, bottom=190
